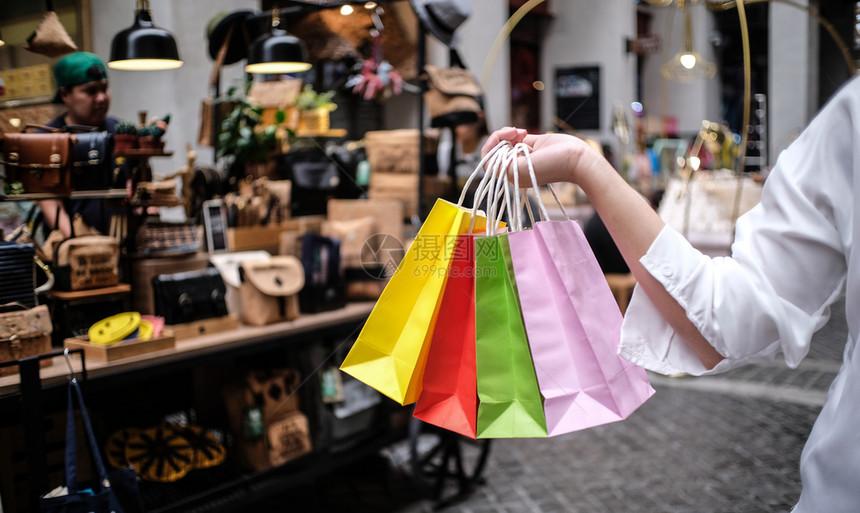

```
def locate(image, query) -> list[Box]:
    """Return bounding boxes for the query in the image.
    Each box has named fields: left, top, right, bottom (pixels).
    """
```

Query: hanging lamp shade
left=0, top=28, right=5, bottom=47
left=245, top=8, right=311, bottom=74
left=661, top=3, right=716, bottom=82
left=109, top=1, right=183, bottom=71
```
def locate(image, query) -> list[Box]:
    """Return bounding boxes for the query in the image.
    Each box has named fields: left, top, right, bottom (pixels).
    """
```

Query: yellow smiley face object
left=88, top=312, right=141, bottom=345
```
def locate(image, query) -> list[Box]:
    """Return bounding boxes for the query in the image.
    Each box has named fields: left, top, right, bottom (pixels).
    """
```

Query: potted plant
left=138, top=114, right=170, bottom=151
left=295, top=85, right=337, bottom=135
left=114, top=121, right=138, bottom=151
left=217, top=98, right=281, bottom=179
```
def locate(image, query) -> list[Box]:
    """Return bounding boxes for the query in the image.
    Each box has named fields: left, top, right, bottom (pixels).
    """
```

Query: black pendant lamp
left=109, top=0, right=183, bottom=71
left=245, top=7, right=311, bottom=74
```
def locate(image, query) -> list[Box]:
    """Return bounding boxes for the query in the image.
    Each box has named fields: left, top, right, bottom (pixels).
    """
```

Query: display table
left=0, top=302, right=375, bottom=397
left=0, top=302, right=385, bottom=513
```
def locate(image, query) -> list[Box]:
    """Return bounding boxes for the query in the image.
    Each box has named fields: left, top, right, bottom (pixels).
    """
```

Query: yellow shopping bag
left=340, top=199, right=489, bottom=405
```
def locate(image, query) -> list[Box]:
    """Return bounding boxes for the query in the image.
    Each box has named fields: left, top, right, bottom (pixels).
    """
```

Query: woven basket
left=136, top=222, right=201, bottom=256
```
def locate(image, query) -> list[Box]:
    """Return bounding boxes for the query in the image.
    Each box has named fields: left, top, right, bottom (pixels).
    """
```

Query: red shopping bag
left=412, top=234, right=479, bottom=438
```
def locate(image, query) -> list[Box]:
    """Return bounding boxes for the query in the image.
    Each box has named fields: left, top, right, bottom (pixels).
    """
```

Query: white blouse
left=619, top=75, right=860, bottom=512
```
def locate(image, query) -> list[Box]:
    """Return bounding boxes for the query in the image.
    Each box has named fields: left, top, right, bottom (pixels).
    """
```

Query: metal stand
left=0, top=349, right=86, bottom=512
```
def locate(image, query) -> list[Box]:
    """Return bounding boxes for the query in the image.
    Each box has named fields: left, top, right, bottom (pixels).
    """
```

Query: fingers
left=482, top=127, right=528, bottom=156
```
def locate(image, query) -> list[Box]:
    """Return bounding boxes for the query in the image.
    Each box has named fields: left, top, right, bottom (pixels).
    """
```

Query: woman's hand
left=481, top=127, right=605, bottom=186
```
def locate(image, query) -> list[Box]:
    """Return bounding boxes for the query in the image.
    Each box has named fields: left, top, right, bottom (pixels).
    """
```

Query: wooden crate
left=327, top=198, right=404, bottom=240
left=368, top=172, right=419, bottom=218
left=169, top=316, right=239, bottom=341
left=64, top=330, right=176, bottom=362
left=228, top=217, right=324, bottom=254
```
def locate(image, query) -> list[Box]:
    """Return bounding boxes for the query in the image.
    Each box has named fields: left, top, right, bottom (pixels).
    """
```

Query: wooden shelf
left=129, top=198, right=185, bottom=208
left=115, top=149, right=174, bottom=158
left=1, top=189, right=129, bottom=201
left=295, top=128, right=347, bottom=138
left=49, top=283, right=131, bottom=301
left=0, top=301, right=374, bottom=396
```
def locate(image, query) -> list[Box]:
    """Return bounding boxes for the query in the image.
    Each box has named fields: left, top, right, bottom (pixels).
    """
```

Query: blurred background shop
left=0, top=1, right=857, bottom=512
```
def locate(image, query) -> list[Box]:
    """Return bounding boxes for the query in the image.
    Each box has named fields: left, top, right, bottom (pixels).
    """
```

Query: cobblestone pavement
left=419, top=299, right=848, bottom=513
left=257, top=299, right=848, bottom=513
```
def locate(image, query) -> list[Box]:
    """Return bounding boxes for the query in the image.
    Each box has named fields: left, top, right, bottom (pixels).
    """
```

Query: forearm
left=39, top=199, right=72, bottom=238
left=574, top=152, right=723, bottom=369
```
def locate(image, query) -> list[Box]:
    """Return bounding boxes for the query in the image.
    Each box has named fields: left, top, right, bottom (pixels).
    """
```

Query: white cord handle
left=458, top=141, right=509, bottom=208
left=513, top=143, right=571, bottom=223
left=468, top=143, right=508, bottom=234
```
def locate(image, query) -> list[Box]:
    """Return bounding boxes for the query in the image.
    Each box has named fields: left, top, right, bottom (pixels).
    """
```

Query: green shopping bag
left=474, top=233, right=548, bottom=438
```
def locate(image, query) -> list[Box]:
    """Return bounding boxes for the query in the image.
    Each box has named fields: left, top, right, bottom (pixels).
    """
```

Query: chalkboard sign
left=203, top=199, right=229, bottom=253
left=555, top=66, right=600, bottom=131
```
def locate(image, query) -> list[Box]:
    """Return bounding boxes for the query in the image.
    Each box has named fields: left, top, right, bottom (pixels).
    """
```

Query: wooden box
left=228, top=217, right=325, bottom=254
left=327, top=198, right=404, bottom=241
left=368, top=172, right=419, bottom=218
left=64, top=330, right=175, bottom=362
left=169, top=315, right=239, bottom=341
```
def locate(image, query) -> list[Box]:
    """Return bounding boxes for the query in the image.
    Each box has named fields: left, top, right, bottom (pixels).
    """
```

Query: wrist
left=568, top=140, right=607, bottom=186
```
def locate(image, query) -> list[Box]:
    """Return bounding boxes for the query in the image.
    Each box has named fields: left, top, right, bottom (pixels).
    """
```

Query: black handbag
left=151, top=267, right=229, bottom=325
left=40, top=379, right=144, bottom=513
left=69, top=128, right=115, bottom=190
left=282, top=149, right=340, bottom=217
left=299, top=233, right=345, bottom=314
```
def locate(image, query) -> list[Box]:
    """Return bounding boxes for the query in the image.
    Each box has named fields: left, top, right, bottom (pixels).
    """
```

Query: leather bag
left=69, top=129, right=115, bottom=190
left=40, top=380, right=144, bottom=513
left=1, top=131, right=76, bottom=195
left=53, top=235, right=120, bottom=291
left=152, top=267, right=229, bottom=326
left=299, top=233, right=345, bottom=314
left=282, top=149, right=340, bottom=217
left=238, top=256, right=305, bottom=326
left=222, top=369, right=307, bottom=471
left=0, top=303, right=53, bottom=376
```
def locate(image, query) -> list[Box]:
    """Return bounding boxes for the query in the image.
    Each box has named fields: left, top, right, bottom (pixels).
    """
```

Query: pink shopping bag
left=507, top=142, right=653, bottom=436
left=508, top=219, right=655, bottom=436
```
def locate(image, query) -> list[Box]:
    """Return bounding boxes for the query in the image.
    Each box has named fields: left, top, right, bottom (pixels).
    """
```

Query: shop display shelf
left=115, top=149, right=174, bottom=158
left=1, top=188, right=129, bottom=201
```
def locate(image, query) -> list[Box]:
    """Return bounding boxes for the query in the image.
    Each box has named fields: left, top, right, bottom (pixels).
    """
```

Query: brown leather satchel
left=238, top=256, right=305, bottom=326
left=1, top=130, right=76, bottom=195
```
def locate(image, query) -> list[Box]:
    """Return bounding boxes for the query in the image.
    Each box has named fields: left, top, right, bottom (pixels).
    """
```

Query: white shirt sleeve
left=619, top=91, right=854, bottom=376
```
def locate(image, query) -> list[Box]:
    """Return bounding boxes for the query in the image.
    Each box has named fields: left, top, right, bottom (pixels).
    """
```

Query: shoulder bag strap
left=23, top=124, right=61, bottom=133
left=65, top=124, right=99, bottom=133
left=65, top=380, right=112, bottom=493
left=209, top=22, right=234, bottom=94
left=449, top=48, right=466, bottom=69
